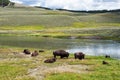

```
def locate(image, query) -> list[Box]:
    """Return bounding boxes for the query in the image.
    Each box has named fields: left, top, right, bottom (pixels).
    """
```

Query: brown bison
left=23, top=49, right=31, bottom=54
left=105, top=55, right=110, bottom=58
left=31, top=50, right=39, bottom=57
left=53, top=50, right=69, bottom=59
left=74, top=52, right=85, bottom=60
left=102, top=61, right=109, bottom=64
left=44, top=58, right=56, bottom=63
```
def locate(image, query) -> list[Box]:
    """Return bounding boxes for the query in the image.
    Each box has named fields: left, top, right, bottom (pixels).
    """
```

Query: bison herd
left=23, top=49, right=110, bottom=64
left=23, top=49, right=42, bottom=57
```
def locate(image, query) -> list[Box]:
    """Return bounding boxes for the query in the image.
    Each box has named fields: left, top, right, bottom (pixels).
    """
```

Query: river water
left=0, top=36, right=120, bottom=59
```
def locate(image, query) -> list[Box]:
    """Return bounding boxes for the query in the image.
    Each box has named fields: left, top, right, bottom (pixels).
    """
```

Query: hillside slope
left=0, top=7, right=120, bottom=40
left=0, top=7, right=120, bottom=26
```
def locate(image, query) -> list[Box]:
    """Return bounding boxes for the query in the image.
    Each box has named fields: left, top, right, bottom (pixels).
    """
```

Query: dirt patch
left=28, top=63, right=89, bottom=80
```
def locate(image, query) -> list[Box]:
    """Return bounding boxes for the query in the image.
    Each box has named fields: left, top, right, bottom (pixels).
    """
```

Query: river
left=0, top=36, right=120, bottom=59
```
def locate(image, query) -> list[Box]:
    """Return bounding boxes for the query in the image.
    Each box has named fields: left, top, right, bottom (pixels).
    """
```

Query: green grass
left=45, top=72, right=81, bottom=80
left=0, top=47, right=120, bottom=80
left=0, top=60, right=36, bottom=80
left=0, top=9, right=120, bottom=40
left=0, top=7, right=120, bottom=40
left=44, top=56, right=120, bottom=80
left=0, top=25, right=44, bottom=30
left=80, top=60, right=120, bottom=80
left=0, top=7, right=120, bottom=27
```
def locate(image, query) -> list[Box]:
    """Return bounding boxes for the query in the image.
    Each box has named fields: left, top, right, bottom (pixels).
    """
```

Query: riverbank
left=0, top=26, right=120, bottom=41
left=0, top=47, right=119, bottom=80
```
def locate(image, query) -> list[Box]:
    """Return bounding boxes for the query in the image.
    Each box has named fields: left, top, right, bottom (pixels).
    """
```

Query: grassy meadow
left=0, top=48, right=120, bottom=80
left=0, top=7, right=120, bottom=40
left=0, top=7, right=120, bottom=80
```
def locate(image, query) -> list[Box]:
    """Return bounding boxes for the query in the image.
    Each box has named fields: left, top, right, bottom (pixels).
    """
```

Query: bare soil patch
left=28, top=63, right=89, bottom=80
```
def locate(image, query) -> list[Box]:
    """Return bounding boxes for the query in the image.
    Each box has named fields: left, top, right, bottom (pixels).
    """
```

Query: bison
left=74, top=52, right=85, bottom=60
left=105, top=55, right=110, bottom=58
left=53, top=50, right=69, bottom=59
left=23, top=49, right=31, bottom=54
left=102, top=61, right=109, bottom=64
left=44, top=58, right=56, bottom=63
left=31, top=50, right=39, bottom=57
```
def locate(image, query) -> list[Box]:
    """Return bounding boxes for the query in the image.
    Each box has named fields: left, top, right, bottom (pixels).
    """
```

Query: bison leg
left=60, top=56, right=63, bottom=59
left=82, top=56, right=85, bottom=59
left=74, top=55, right=77, bottom=59
left=54, top=55, right=56, bottom=58
left=79, top=57, right=83, bottom=60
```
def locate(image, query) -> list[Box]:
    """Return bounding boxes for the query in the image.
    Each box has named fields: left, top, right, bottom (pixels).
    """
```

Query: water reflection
left=67, top=40, right=120, bottom=59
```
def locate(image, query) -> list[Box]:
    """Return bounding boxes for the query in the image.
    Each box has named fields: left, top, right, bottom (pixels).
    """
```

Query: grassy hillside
left=0, top=7, right=120, bottom=40
left=0, top=7, right=120, bottom=26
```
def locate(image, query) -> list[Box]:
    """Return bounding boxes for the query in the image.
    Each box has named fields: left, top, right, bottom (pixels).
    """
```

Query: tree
left=0, top=0, right=10, bottom=7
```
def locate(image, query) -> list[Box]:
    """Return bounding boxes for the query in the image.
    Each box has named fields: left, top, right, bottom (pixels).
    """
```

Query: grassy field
left=0, top=7, right=120, bottom=40
left=0, top=7, right=120, bottom=80
left=0, top=47, right=119, bottom=80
